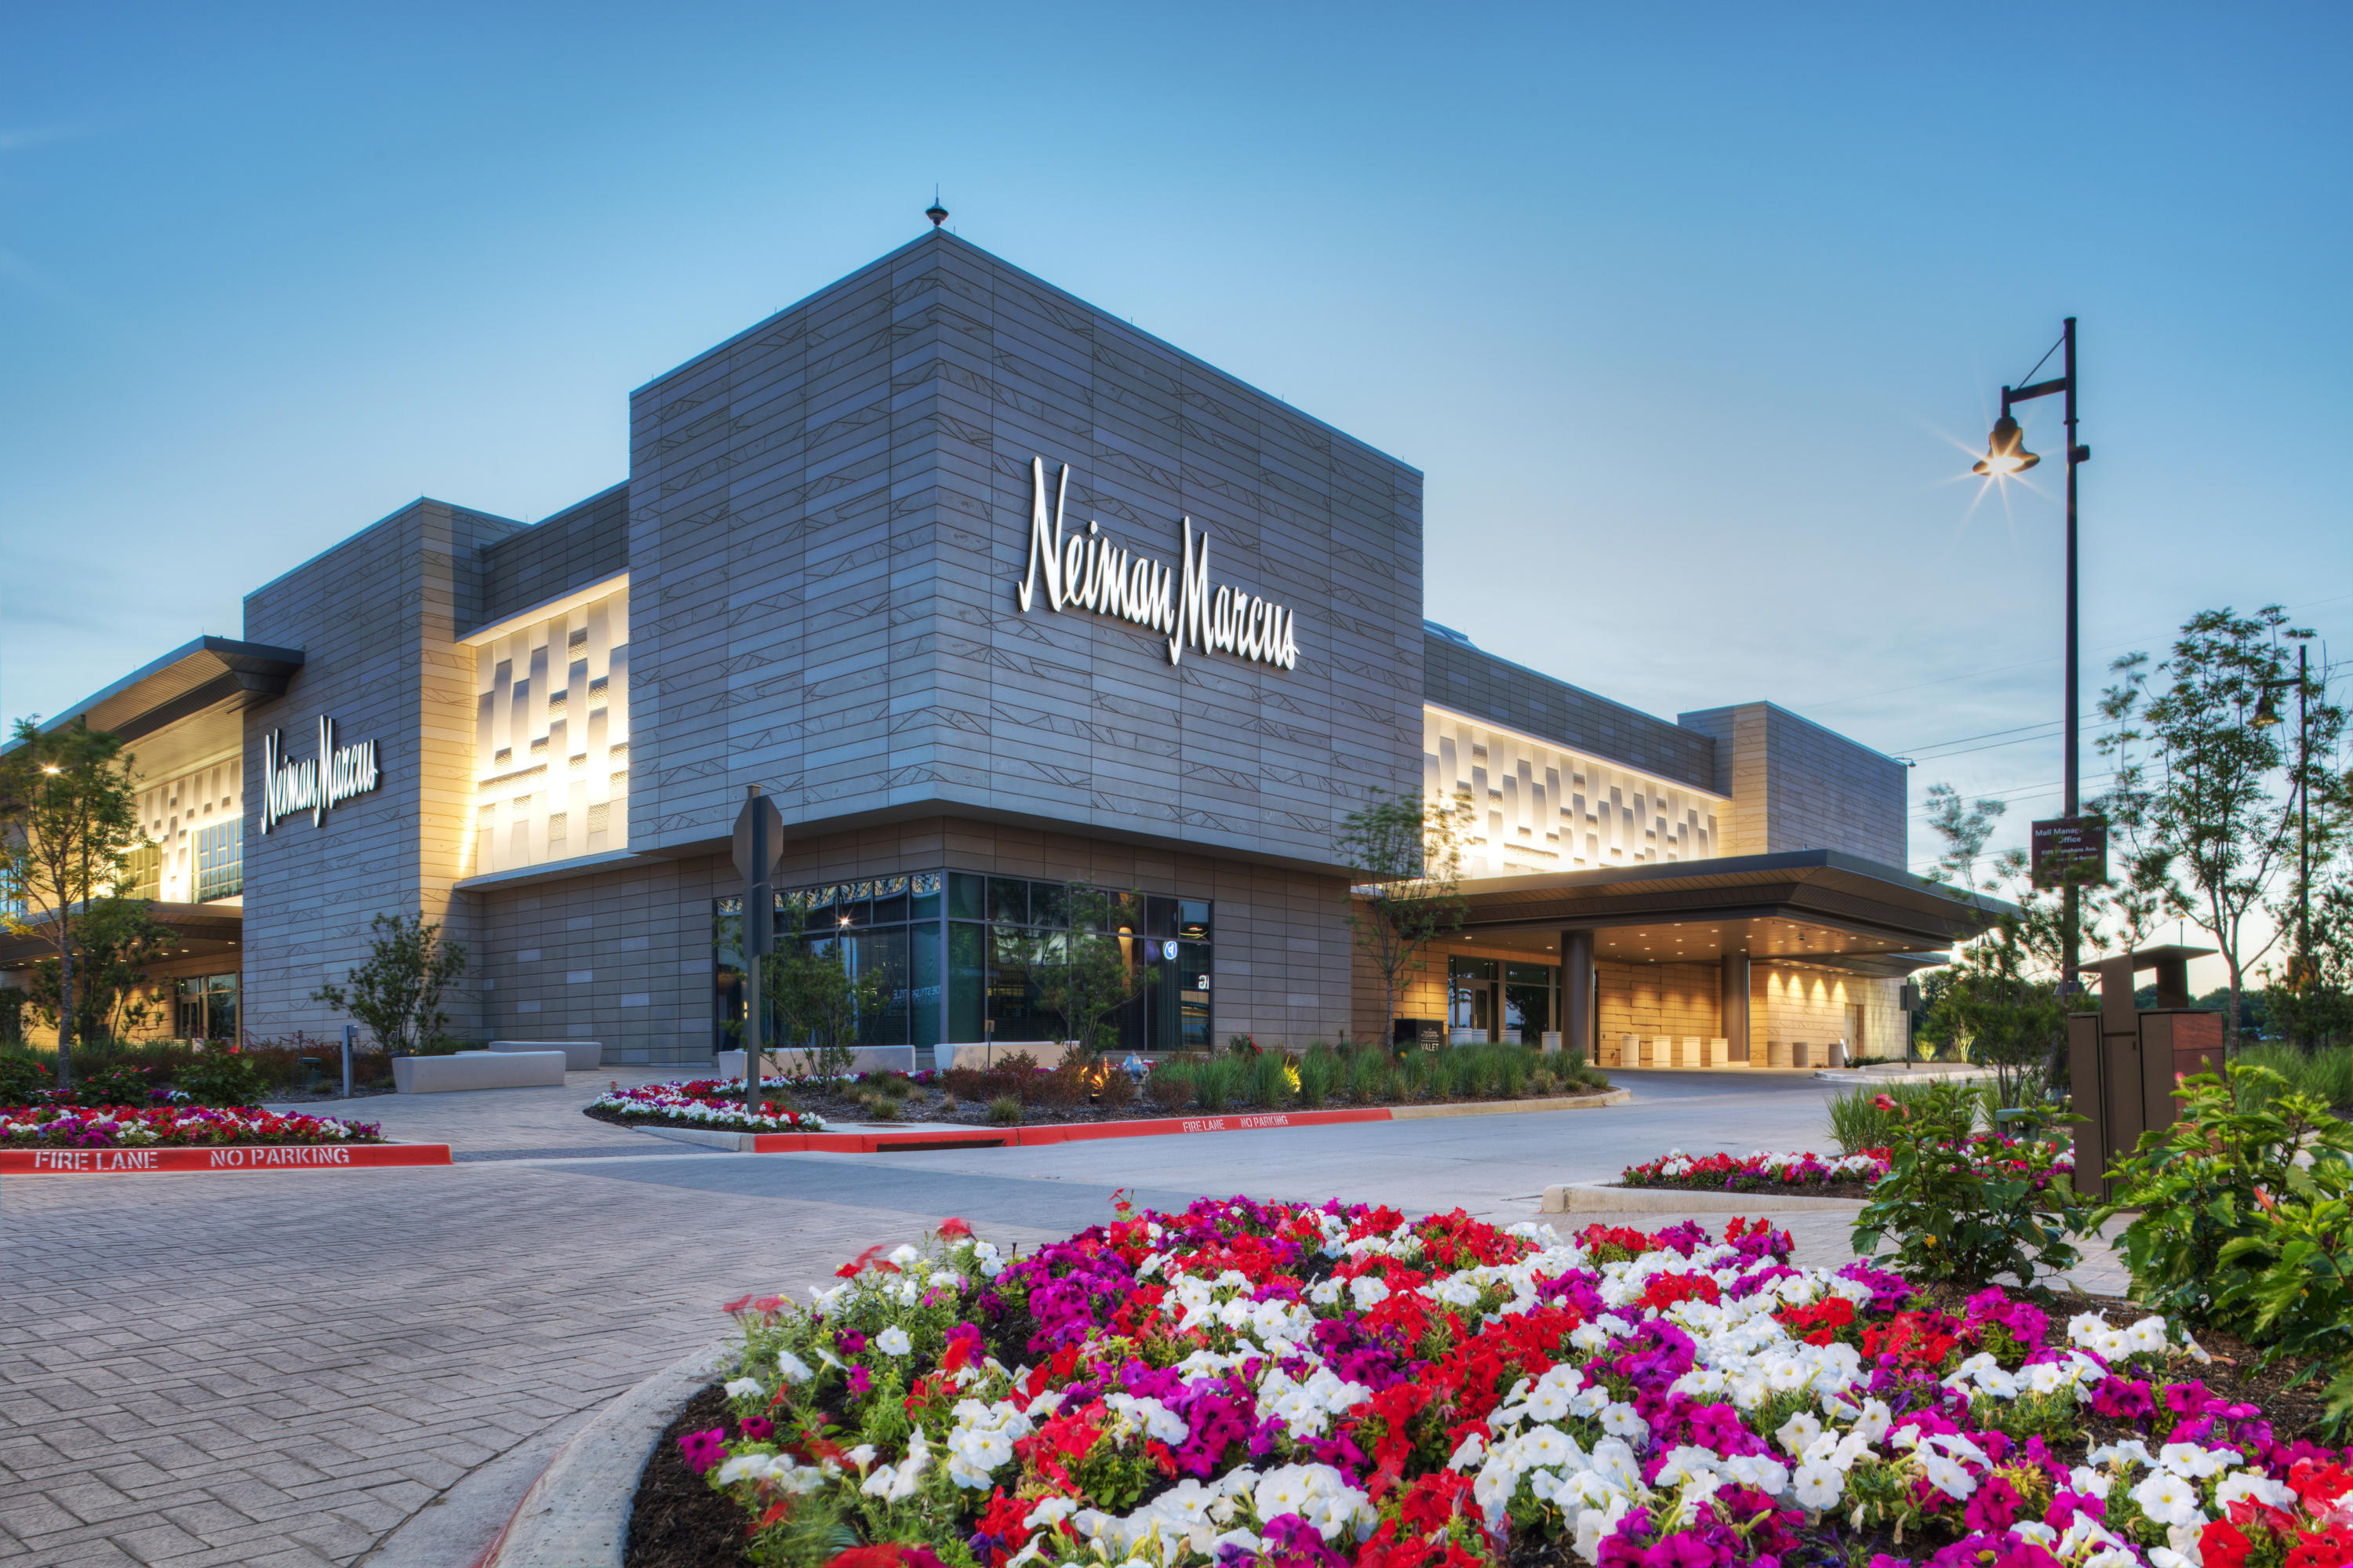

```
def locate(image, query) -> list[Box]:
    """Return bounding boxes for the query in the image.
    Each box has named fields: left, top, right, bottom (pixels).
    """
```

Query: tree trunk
left=56, top=922, right=75, bottom=1093
left=2224, top=958, right=2243, bottom=1054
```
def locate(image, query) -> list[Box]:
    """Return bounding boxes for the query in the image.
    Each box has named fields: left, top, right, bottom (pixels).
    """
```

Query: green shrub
left=1247, top=1052, right=1293, bottom=1107
left=1826, top=1077, right=1951, bottom=1154
left=871, top=1073, right=914, bottom=1100
left=1295, top=1051, right=1334, bottom=1108
left=1192, top=1056, right=1239, bottom=1111
left=862, top=1095, right=901, bottom=1122
left=1850, top=1078, right=2087, bottom=1295
left=1145, top=1057, right=1196, bottom=1110
left=2229, top=1042, right=2353, bottom=1112
left=1347, top=1052, right=1387, bottom=1104
left=176, top=1050, right=264, bottom=1108
left=74, top=1063, right=156, bottom=1107
left=1, top=1053, right=54, bottom=1103
left=2100, top=1064, right=2353, bottom=1433
left=984, top=1095, right=1023, bottom=1126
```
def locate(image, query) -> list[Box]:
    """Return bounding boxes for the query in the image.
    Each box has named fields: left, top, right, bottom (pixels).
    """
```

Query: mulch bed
left=627, top=1381, right=751, bottom=1568
left=1615, top=1173, right=1878, bottom=1200
left=591, top=1079, right=1616, bottom=1135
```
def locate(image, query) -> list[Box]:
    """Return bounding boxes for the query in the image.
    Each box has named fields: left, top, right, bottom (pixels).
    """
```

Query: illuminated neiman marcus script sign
left=260, top=717, right=380, bottom=833
left=1015, top=457, right=1300, bottom=670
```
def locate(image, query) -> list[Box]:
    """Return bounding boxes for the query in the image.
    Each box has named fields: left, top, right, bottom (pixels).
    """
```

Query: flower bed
left=664, top=1199, right=2350, bottom=1568
left=0, top=1104, right=387, bottom=1148
left=589, top=1079, right=830, bottom=1134
left=591, top=1046, right=1612, bottom=1137
left=1621, top=1143, right=2075, bottom=1201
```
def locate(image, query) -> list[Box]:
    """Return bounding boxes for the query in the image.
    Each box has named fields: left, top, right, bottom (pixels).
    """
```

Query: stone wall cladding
left=624, top=230, right=1426, bottom=873
left=464, top=814, right=1353, bottom=1064
left=242, top=500, right=522, bottom=1042
left=1676, top=702, right=1907, bottom=866
left=1759, top=967, right=1904, bottom=1060
left=1424, top=635, right=1715, bottom=790
left=475, top=483, right=629, bottom=630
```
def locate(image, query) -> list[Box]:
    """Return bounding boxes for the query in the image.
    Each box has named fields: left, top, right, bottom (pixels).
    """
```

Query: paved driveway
left=0, top=1066, right=2096, bottom=1566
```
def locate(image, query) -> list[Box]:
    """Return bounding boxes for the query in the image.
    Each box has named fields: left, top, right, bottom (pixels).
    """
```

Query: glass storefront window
left=195, top=820, right=242, bottom=902
left=177, top=973, right=240, bottom=1041
left=987, top=877, right=1028, bottom=925
left=714, top=870, right=1209, bottom=1057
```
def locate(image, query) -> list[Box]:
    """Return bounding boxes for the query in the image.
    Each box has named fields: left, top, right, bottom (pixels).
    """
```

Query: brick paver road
left=0, top=1066, right=2120, bottom=1566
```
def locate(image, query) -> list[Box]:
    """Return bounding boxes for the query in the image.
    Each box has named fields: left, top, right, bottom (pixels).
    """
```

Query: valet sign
left=260, top=717, right=380, bottom=833
left=1015, top=457, right=1301, bottom=671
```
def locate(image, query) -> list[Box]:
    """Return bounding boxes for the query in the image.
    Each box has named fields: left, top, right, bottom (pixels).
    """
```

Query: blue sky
left=4, top=3, right=2347, bottom=953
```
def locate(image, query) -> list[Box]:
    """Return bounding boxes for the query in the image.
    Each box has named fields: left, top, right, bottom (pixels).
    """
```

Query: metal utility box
left=2068, top=944, right=2216, bottom=1200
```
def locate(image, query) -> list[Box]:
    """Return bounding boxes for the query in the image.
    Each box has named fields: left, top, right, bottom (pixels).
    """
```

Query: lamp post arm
left=2006, top=376, right=2071, bottom=406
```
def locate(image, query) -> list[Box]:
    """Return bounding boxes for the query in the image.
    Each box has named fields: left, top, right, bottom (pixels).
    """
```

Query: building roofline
left=631, top=229, right=1424, bottom=477
left=4, top=636, right=307, bottom=754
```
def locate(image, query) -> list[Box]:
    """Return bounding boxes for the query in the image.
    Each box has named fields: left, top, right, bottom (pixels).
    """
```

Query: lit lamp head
left=2254, top=686, right=2283, bottom=727
left=1973, top=413, right=2039, bottom=477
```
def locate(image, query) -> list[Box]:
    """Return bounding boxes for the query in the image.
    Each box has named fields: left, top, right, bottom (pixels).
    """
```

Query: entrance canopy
left=1448, top=849, right=2010, bottom=978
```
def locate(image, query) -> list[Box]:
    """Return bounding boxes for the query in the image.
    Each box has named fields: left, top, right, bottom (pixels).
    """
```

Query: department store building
left=3, top=229, right=1994, bottom=1064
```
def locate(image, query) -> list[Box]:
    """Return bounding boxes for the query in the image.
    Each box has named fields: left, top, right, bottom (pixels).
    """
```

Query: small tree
left=1339, top=788, right=1472, bottom=1048
left=1922, top=783, right=2007, bottom=906
left=27, top=894, right=176, bottom=1043
left=2097, top=609, right=2347, bottom=1050
left=1919, top=916, right=2069, bottom=1108
left=2268, top=879, right=2353, bottom=1053
left=1034, top=886, right=1154, bottom=1060
left=766, top=934, right=886, bottom=1081
left=0, top=718, right=144, bottom=1090
left=312, top=913, right=468, bottom=1053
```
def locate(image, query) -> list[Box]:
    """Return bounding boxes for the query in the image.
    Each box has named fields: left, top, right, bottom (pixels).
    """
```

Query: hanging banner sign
left=1014, top=457, right=1300, bottom=671
left=261, top=716, right=380, bottom=833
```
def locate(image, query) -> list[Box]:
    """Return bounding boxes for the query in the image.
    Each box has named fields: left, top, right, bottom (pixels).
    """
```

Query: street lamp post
left=1975, top=317, right=2091, bottom=996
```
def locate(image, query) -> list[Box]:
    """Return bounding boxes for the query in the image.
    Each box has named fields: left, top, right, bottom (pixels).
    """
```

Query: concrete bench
left=717, top=1045, right=921, bottom=1080
left=938, top=1041, right=1074, bottom=1071
left=488, top=1039, right=602, bottom=1070
left=393, top=1050, right=567, bottom=1093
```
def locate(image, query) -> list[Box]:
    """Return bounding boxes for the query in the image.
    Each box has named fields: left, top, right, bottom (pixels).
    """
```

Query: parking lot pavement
left=4, top=1065, right=2118, bottom=1566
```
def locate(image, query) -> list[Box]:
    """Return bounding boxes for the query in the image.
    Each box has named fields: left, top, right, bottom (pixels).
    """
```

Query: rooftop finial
left=926, top=187, right=948, bottom=228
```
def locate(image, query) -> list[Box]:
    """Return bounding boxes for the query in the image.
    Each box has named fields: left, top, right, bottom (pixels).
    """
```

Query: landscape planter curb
left=625, top=1090, right=1633, bottom=1154
left=0, top=1141, right=454, bottom=1174
left=1539, top=1178, right=1870, bottom=1215
left=485, top=1341, right=733, bottom=1568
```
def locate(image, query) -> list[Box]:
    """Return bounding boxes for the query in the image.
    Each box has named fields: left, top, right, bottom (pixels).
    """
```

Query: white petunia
left=1776, top=1410, right=1823, bottom=1457
left=777, top=1351, right=815, bottom=1384
left=875, top=1326, right=913, bottom=1356
left=1792, top=1463, right=1842, bottom=1510
left=724, top=1377, right=762, bottom=1399
left=2132, top=1469, right=2206, bottom=1528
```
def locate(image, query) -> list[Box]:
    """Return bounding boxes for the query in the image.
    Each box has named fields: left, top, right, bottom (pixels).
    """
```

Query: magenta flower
left=678, top=1427, right=727, bottom=1473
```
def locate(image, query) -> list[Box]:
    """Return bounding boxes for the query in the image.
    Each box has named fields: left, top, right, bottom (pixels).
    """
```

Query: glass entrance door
left=1448, top=957, right=1498, bottom=1042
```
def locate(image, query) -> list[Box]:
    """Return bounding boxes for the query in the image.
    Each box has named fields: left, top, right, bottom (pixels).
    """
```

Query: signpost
left=340, top=1023, right=356, bottom=1100
left=2030, top=816, right=2108, bottom=890
left=733, top=787, right=786, bottom=1119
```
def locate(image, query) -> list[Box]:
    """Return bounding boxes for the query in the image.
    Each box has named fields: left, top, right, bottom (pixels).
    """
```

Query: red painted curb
left=747, top=1106, right=1394, bottom=1154
left=0, top=1143, right=454, bottom=1174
